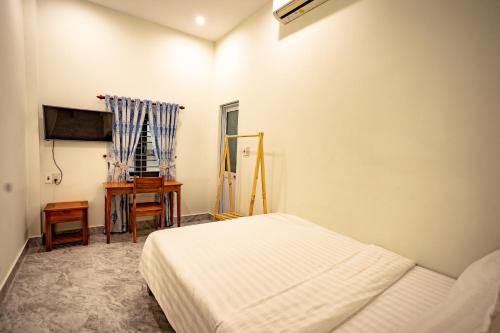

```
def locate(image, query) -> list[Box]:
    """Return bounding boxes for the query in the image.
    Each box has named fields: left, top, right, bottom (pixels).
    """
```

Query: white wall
left=0, top=0, right=28, bottom=288
left=23, top=0, right=42, bottom=239
left=31, top=0, right=215, bottom=235
left=213, top=0, right=500, bottom=277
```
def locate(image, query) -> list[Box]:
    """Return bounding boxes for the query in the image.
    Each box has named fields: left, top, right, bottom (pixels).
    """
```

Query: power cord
left=52, top=140, right=63, bottom=185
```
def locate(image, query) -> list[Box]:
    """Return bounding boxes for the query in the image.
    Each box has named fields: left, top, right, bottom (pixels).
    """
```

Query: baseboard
left=28, top=212, right=214, bottom=241
left=0, top=238, right=29, bottom=305
left=90, top=212, right=214, bottom=233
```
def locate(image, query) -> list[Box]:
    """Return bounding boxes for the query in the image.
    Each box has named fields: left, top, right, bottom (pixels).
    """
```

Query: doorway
left=219, top=101, right=239, bottom=213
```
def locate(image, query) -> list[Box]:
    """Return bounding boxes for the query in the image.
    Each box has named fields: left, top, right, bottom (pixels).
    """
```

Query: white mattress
left=139, top=213, right=454, bottom=333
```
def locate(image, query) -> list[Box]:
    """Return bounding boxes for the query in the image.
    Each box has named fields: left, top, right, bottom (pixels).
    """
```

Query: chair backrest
left=132, top=176, right=164, bottom=195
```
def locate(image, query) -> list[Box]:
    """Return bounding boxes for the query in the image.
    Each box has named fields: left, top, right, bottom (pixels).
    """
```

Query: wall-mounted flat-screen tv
left=43, top=105, right=113, bottom=142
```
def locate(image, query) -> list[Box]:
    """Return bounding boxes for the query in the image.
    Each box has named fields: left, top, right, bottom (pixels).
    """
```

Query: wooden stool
left=44, top=201, right=89, bottom=252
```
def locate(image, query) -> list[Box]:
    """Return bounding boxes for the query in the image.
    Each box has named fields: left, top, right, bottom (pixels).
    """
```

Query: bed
left=139, top=213, right=455, bottom=333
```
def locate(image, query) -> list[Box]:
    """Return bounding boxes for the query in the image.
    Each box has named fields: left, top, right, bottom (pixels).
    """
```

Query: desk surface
left=103, top=180, right=182, bottom=189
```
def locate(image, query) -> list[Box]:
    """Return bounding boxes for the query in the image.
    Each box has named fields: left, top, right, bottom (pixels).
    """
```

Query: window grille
left=129, top=114, right=159, bottom=177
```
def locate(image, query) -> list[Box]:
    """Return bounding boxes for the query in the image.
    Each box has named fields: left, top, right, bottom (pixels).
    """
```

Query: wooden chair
left=129, top=176, right=165, bottom=243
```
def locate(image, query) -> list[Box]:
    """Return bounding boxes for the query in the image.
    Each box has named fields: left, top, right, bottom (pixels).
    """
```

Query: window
left=129, top=114, right=160, bottom=177
left=225, top=109, right=239, bottom=172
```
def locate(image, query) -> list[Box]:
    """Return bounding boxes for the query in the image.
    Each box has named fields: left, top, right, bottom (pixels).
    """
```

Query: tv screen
left=43, top=105, right=113, bottom=142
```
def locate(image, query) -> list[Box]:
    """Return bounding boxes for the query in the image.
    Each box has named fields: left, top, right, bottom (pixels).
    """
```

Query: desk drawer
left=47, top=209, right=84, bottom=223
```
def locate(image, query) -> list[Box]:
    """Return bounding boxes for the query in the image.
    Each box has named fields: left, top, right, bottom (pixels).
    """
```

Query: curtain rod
left=96, top=95, right=185, bottom=110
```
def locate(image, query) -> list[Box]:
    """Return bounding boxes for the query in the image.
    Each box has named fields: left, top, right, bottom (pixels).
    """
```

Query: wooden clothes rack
left=214, top=132, right=268, bottom=221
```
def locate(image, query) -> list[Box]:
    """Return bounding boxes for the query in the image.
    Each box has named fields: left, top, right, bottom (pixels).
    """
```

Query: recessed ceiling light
left=195, top=16, right=205, bottom=26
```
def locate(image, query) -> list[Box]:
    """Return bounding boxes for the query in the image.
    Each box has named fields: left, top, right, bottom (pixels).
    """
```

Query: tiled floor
left=0, top=220, right=211, bottom=333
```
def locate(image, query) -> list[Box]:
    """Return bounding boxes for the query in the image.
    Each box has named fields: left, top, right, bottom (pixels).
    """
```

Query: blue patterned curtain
left=105, top=95, right=146, bottom=232
left=146, top=101, right=180, bottom=227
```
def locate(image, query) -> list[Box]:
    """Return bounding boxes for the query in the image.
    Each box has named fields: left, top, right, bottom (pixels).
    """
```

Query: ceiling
left=87, top=0, right=270, bottom=41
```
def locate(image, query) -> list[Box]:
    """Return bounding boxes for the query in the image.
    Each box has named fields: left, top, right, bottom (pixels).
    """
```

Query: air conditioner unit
left=273, top=0, right=330, bottom=24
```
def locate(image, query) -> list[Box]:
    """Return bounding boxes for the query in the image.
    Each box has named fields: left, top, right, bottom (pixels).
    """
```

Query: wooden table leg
left=45, top=219, right=52, bottom=252
left=176, top=190, right=181, bottom=227
left=82, top=208, right=89, bottom=245
left=105, top=189, right=111, bottom=244
left=169, top=192, right=174, bottom=227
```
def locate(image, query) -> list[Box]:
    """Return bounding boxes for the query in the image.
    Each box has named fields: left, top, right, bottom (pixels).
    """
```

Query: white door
left=219, top=102, right=239, bottom=213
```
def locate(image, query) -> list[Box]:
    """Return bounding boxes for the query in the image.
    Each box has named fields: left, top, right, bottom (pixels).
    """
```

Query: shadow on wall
left=230, top=147, right=288, bottom=215
left=278, top=0, right=362, bottom=40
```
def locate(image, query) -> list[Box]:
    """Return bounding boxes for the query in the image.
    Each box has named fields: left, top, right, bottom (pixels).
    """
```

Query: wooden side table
left=44, top=201, right=89, bottom=252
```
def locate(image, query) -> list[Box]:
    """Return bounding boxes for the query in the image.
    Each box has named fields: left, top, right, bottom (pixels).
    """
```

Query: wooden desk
left=44, top=201, right=89, bottom=251
left=103, top=180, right=182, bottom=244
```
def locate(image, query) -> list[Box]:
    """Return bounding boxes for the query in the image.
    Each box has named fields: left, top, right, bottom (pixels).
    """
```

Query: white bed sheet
left=335, top=266, right=455, bottom=333
left=139, top=213, right=453, bottom=333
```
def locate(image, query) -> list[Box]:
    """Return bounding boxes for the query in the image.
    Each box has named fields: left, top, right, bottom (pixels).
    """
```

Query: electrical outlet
left=45, top=174, right=53, bottom=184
left=52, top=173, right=61, bottom=184
left=242, top=147, right=250, bottom=158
